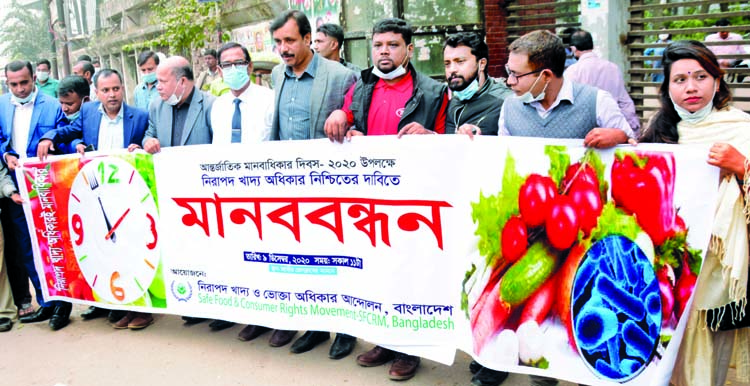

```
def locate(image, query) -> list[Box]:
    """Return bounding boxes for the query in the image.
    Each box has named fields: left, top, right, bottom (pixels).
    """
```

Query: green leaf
left=544, top=145, right=570, bottom=188
left=583, top=149, right=609, bottom=201
left=589, top=202, right=643, bottom=242
left=687, top=247, right=703, bottom=275
left=471, top=152, right=525, bottom=268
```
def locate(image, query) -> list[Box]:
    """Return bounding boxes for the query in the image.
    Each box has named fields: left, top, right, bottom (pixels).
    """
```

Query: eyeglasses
left=219, top=61, right=249, bottom=69
left=505, top=64, right=544, bottom=81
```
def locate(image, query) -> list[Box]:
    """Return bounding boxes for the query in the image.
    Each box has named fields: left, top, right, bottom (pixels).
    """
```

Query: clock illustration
left=68, top=156, right=160, bottom=304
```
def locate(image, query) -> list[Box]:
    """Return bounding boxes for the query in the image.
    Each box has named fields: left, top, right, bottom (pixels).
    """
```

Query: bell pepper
left=611, top=151, right=677, bottom=247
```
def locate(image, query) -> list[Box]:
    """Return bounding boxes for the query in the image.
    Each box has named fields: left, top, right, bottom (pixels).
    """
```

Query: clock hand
left=97, top=196, right=116, bottom=242
left=105, top=208, right=131, bottom=241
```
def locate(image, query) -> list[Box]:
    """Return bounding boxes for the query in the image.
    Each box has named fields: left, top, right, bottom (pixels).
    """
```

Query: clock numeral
left=71, top=213, right=84, bottom=245
left=98, top=161, right=120, bottom=185
left=110, top=271, right=126, bottom=301
left=146, top=213, right=158, bottom=250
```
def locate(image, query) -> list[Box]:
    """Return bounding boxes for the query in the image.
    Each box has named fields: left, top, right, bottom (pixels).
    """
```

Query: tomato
left=501, top=215, right=528, bottom=263
left=545, top=195, right=580, bottom=250
left=568, top=180, right=603, bottom=235
left=519, top=174, right=557, bottom=227
left=562, top=162, right=599, bottom=193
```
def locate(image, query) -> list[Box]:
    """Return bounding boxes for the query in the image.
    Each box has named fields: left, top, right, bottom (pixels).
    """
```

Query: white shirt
left=10, top=91, right=37, bottom=157
left=498, top=78, right=634, bottom=138
left=211, top=83, right=274, bottom=145
left=96, top=103, right=124, bottom=151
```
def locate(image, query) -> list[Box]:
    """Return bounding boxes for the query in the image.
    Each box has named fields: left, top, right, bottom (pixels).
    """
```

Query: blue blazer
left=0, top=92, right=65, bottom=157
left=43, top=101, right=149, bottom=151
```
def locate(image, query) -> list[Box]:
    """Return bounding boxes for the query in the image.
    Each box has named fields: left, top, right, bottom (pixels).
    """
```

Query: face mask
left=372, top=53, right=409, bottom=80
left=223, top=65, right=250, bottom=90
left=516, top=73, right=549, bottom=104
left=142, top=72, right=157, bottom=84
left=37, top=71, right=50, bottom=82
left=165, top=80, right=185, bottom=106
left=670, top=87, right=716, bottom=125
left=658, top=34, right=670, bottom=41
left=65, top=111, right=80, bottom=121
left=12, top=92, right=34, bottom=105
left=453, top=78, right=479, bottom=101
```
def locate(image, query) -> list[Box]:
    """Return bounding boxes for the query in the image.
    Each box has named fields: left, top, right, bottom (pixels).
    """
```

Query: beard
left=448, top=71, right=478, bottom=91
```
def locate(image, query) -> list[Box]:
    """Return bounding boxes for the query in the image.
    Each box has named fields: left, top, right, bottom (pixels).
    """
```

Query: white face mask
left=516, top=73, right=548, bottom=104
left=165, top=79, right=185, bottom=106
left=372, top=52, right=409, bottom=80
left=670, top=86, right=716, bottom=125
left=658, top=34, right=670, bottom=41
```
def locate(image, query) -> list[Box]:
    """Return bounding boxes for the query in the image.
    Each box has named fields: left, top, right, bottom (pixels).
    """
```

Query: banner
left=18, top=136, right=717, bottom=385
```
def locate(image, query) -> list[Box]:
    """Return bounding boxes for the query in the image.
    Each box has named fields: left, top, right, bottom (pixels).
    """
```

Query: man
left=54, top=75, right=90, bottom=155
left=37, top=70, right=153, bottom=330
left=268, top=9, right=357, bottom=353
left=565, top=29, right=641, bottom=135
left=211, top=42, right=274, bottom=144
left=443, top=32, right=511, bottom=386
left=0, top=60, right=71, bottom=331
left=444, top=32, right=511, bottom=136
left=92, top=58, right=101, bottom=76
left=705, top=18, right=747, bottom=69
left=460, top=30, right=634, bottom=386
left=314, top=23, right=361, bottom=72
left=196, top=49, right=221, bottom=92
left=324, top=18, right=449, bottom=381
left=210, top=41, right=276, bottom=341
left=142, top=56, right=234, bottom=331
left=72, top=60, right=97, bottom=101
left=0, top=162, right=23, bottom=332
left=134, top=51, right=160, bottom=111
left=35, top=59, right=59, bottom=98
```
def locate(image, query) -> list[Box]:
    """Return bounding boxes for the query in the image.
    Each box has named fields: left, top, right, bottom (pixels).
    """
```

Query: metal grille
left=627, top=0, right=750, bottom=124
left=505, top=0, right=582, bottom=45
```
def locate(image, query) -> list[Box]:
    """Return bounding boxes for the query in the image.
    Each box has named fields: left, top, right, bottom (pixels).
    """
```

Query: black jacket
left=445, top=78, right=512, bottom=136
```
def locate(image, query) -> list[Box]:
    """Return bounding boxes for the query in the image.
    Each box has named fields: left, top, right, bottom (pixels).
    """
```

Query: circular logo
left=396, top=107, right=405, bottom=118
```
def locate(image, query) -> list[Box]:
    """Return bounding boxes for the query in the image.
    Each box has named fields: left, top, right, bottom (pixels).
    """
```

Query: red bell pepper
left=611, top=151, right=677, bottom=246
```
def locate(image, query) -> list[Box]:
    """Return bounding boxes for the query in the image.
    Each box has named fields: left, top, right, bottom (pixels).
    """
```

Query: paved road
left=1, top=304, right=744, bottom=386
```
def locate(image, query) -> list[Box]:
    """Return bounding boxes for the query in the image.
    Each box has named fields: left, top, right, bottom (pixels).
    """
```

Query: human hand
left=324, top=110, right=350, bottom=143
left=397, top=122, right=434, bottom=138
left=584, top=128, right=628, bottom=149
left=143, top=138, right=161, bottom=154
left=37, top=139, right=55, bottom=161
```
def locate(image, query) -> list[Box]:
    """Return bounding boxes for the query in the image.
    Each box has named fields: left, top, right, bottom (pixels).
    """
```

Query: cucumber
left=500, top=241, right=558, bottom=307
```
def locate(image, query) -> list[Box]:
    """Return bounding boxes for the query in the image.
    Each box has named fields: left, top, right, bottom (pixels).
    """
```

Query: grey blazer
left=143, top=87, right=215, bottom=147
left=270, top=53, right=357, bottom=140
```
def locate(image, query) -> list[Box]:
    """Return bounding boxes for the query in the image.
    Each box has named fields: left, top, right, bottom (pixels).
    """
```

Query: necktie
left=232, top=98, right=242, bottom=143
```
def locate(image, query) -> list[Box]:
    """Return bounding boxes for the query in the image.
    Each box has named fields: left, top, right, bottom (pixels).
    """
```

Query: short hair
left=37, top=59, right=52, bottom=70
left=57, top=75, right=89, bottom=99
left=5, top=60, right=33, bottom=76
left=317, top=23, right=345, bottom=47
left=92, top=58, right=100, bottom=65
left=716, top=18, right=730, bottom=27
left=444, top=32, right=489, bottom=74
left=76, top=60, right=96, bottom=76
left=218, top=42, right=251, bottom=63
left=559, top=27, right=579, bottom=45
left=202, top=48, right=218, bottom=59
left=94, top=69, right=123, bottom=88
left=509, top=30, right=566, bottom=78
left=270, top=10, right=312, bottom=38
left=137, top=51, right=160, bottom=67
left=171, top=63, right=194, bottom=81
left=372, top=18, right=412, bottom=45
left=77, top=54, right=92, bottom=62
left=570, top=30, right=594, bottom=51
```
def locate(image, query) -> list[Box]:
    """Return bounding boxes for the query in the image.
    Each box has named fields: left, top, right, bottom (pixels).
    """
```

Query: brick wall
left=485, top=0, right=559, bottom=78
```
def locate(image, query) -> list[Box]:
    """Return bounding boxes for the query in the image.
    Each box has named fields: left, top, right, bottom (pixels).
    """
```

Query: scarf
left=675, top=106, right=750, bottom=384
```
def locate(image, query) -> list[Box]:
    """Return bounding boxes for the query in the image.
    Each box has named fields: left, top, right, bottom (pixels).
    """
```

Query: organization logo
left=396, top=107, right=405, bottom=118
left=171, top=280, right=193, bottom=302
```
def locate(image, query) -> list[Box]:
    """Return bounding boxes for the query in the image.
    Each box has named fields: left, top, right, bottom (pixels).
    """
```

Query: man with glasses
left=211, top=42, right=274, bottom=144
left=458, top=30, right=634, bottom=386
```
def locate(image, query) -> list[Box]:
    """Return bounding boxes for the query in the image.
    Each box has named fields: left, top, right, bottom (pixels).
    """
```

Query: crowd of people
left=0, top=9, right=748, bottom=386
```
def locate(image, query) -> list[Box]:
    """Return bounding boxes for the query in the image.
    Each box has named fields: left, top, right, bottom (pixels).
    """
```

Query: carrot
left=556, top=242, right=587, bottom=351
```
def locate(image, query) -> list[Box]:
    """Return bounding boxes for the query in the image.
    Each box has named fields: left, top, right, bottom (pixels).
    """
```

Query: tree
left=146, top=0, right=219, bottom=58
left=0, top=0, right=54, bottom=61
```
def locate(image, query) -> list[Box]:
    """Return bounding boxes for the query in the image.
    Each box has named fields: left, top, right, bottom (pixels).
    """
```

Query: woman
left=641, top=40, right=750, bottom=386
